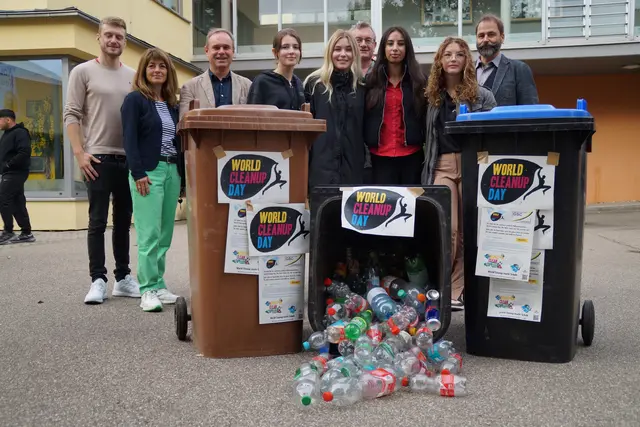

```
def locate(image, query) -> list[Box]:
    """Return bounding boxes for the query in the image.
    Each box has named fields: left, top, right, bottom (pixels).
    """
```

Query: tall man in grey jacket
left=475, top=14, right=538, bottom=106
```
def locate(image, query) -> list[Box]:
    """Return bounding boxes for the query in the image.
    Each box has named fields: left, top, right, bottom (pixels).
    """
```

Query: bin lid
left=179, top=104, right=326, bottom=133
left=456, top=100, right=593, bottom=122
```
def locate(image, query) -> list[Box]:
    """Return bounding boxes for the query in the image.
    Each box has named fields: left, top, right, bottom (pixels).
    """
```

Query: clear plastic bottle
left=366, top=323, right=383, bottom=345
left=439, top=353, right=463, bottom=375
left=367, top=287, right=399, bottom=321
left=407, top=370, right=468, bottom=397
left=394, top=351, right=423, bottom=377
left=372, top=338, right=401, bottom=364
left=345, top=293, right=369, bottom=314
left=353, top=335, right=375, bottom=369
left=413, top=322, right=434, bottom=351
left=359, top=368, right=401, bottom=399
left=324, top=278, right=352, bottom=299
left=344, top=309, right=373, bottom=341
left=320, top=367, right=347, bottom=392
left=310, top=353, right=331, bottom=375
left=322, top=377, right=363, bottom=406
left=293, top=376, right=321, bottom=407
left=302, top=330, right=328, bottom=351
left=326, top=302, right=349, bottom=322
left=427, top=340, right=455, bottom=364
left=326, top=320, right=347, bottom=344
left=338, top=339, right=355, bottom=356
left=386, top=306, right=419, bottom=335
left=396, top=289, right=427, bottom=317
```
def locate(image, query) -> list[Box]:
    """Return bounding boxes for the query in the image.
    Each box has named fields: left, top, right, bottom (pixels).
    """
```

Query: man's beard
left=477, top=41, right=501, bottom=58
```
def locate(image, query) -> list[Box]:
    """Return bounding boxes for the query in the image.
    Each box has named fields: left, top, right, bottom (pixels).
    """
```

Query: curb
left=586, top=202, right=640, bottom=213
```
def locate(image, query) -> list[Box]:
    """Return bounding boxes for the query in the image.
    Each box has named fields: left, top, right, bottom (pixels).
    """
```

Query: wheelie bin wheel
left=580, top=300, right=595, bottom=346
left=175, top=296, right=189, bottom=341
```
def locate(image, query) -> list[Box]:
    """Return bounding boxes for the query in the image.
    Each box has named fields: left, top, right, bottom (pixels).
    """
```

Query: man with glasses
left=350, top=21, right=377, bottom=77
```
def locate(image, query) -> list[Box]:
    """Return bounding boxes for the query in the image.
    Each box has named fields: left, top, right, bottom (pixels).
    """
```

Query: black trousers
left=371, top=150, right=424, bottom=185
left=0, top=172, right=31, bottom=234
left=86, top=155, right=133, bottom=282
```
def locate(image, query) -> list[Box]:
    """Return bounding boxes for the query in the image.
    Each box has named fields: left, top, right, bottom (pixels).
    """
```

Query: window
left=634, top=0, right=639, bottom=37
left=193, top=0, right=232, bottom=54
left=328, top=0, right=372, bottom=35
left=460, top=0, right=542, bottom=44
left=281, top=0, right=326, bottom=54
left=382, top=0, right=458, bottom=47
left=0, top=59, right=64, bottom=194
left=156, top=0, right=182, bottom=14
left=237, top=0, right=279, bottom=54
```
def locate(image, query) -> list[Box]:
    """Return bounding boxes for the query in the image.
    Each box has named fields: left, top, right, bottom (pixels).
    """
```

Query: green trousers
left=129, top=162, right=181, bottom=295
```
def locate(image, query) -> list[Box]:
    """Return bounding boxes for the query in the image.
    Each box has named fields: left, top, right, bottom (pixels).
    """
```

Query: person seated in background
left=121, top=48, right=184, bottom=313
left=304, top=30, right=366, bottom=191
left=422, top=37, right=496, bottom=311
left=247, top=28, right=305, bottom=110
left=179, top=28, right=252, bottom=118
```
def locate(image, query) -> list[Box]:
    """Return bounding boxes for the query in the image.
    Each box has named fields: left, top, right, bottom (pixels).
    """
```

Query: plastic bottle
left=345, top=293, right=369, bottom=314
left=338, top=339, right=355, bottom=356
left=359, top=368, right=401, bottom=399
left=322, top=377, right=363, bottom=406
left=405, top=255, right=430, bottom=288
left=413, top=322, right=434, bottom=351
left=427, top=340, right=455, bottom=364
left=439, top=353, right=463, bottom=375
left=406, top=370, right=468, bottom=397
left=387, top=305, right=420, bottom=335
left=344, top=309, right=373, bottom=341
left=326, top=320, right=347, bottom=344
left=320, top=367, right=347, bottom=392
left=372, top=338, right=402, bottom=364
left=381, top=276, right=411, bottom=299
left=324, top=278, right=352, bottom=299
left=293, top=376, right=321, bottom=407
left=366, top=323, right=383, bottom=345
left=394, top=351, right=423, bottom=377
left=396, top=289, right=427, bottom=317
left=353, top=335, right=375, bottom=369
left=408, top=345, right=436, bottom=375
left=326, top=302, right=349, bottom=323
left=302, top=331, right=329, bottom=351
left=366, top=287, right=399, bottom=321
left=339, top=357, right=362, bottom=378
left=310, top=353, right=331, bottom=375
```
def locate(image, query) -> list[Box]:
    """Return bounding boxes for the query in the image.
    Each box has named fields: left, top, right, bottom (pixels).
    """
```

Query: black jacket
left=247, top=71, right=305, bottom=110
left=305, top=72, right=366, bottom=188
left=363, top=71, right=426, bottom=150
left=0, top=123, right=31, bottom=174
left=121, top=90, right=184, bottom=184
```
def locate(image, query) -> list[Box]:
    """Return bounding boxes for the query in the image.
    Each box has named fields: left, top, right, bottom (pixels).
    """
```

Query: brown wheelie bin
left=175, top=102, right=325, bottom=358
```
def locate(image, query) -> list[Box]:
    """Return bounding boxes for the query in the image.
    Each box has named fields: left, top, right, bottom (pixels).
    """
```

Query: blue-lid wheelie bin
left=447, top=100, right=596, bottom=363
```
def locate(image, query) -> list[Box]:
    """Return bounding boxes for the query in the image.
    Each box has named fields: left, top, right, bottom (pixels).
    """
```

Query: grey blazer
left=422, top=86, right=496, bottom=185
left=488, top=55, right=538, bottom=106
left=179, top=70, right=252, bottom=119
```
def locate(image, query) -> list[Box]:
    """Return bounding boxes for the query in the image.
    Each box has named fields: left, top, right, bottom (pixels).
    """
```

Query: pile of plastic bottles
left=292, top=249, right=468, bottom=407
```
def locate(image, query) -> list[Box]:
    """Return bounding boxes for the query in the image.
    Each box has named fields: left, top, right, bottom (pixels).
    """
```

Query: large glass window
left=192, top=0, right=232, bottom=55
left=281, top=1, right=326, bottom=55
left=634, top=0, right=639, bottom=37
left=0, top=59, right=64, bottom=194
left=382, top=0, right=459, bottom=48
left=461, top=0, right=542, bottom=44
left=328, top=0, right=372, bottom=35
left=237, top=0, right=279, bottom=54
left=157, top=0, right=182, bottom=14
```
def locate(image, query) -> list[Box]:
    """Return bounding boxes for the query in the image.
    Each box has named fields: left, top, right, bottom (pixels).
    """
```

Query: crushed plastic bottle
left=406, top=370, right=468, bottom=397
left=322, top=377, right=363, bottom=406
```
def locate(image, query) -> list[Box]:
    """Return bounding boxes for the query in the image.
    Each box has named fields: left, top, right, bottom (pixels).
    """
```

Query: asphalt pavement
left=0, top=210, right=639, bottom=426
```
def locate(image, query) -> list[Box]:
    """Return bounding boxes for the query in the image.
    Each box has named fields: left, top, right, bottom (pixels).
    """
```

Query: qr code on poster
left=533, top=314, right=540, bottom=321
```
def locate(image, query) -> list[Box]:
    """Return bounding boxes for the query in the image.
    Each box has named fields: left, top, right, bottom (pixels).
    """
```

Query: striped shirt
left=155, top=101, right=177, bottom=156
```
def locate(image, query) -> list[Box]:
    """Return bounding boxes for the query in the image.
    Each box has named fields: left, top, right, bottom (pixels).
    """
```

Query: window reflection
left=0, top=59, right=64, bottom=193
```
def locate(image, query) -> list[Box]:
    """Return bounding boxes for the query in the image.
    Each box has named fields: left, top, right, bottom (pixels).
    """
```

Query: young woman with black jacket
left=364, top=26, right=427, bottom=185
left=247, top=28, right=305, bottom=110
left=303, top=30, right=366, bottom=189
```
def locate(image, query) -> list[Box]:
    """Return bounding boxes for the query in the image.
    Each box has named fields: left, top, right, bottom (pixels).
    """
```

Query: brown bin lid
left=179, top=105, right=326, bottom=132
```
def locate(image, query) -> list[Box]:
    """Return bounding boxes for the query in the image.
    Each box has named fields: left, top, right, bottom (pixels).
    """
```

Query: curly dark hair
left=425, top=37, right=478, bottom=107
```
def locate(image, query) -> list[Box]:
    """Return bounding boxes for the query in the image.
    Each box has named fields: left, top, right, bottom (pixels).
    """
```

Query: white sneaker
left=112, top=275, right=141, bottom=298
left=156, top=288, right=178, bottom=304
left=84, top=279, right=108, bottom=304
left=140, top=290, right=163, bottom=312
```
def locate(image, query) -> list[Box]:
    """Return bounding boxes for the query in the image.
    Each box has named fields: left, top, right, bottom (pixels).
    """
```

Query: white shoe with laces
left=140, top=290, right=163, bottom=312
left=84, top=279, right=108, bottom=304
left=112, top=275, right=141, bottom=298
left=156, top=288, right=178, bottom=304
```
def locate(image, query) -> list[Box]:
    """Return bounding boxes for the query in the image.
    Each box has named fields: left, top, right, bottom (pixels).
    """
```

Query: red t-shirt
left=370, top=79, right=421, bottom=158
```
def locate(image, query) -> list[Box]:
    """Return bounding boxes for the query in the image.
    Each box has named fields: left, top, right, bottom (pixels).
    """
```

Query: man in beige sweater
left=179, top=28, right=252, bottom=118
left=63, top=17, right=146, bottom=305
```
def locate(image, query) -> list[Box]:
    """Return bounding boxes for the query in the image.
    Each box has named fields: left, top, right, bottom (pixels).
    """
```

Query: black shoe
left=10, top=233, right=35, bottom=244
left=451, top=299, right=464, bottom=311
left=0, top=231, right=16, bottom=245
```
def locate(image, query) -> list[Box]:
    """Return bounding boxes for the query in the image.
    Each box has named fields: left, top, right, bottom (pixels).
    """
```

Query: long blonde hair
left=425, top=37, right=478, bottom=107
left=304, top=30, right=362, bottom=101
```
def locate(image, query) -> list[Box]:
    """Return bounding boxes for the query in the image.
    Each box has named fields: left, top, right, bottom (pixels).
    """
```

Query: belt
left=94, top=154, right=126, bottom=161
left=159, top=155, right=178, bottom=164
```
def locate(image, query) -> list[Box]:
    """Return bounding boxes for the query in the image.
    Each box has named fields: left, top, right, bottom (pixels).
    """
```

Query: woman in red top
left=364, top=26, right=427, bottom=185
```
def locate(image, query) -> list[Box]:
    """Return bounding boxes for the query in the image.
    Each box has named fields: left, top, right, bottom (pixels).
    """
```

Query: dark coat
left=0, top=123, right=31, bottom=174
left=487, top=54, right=538, bottom=106
left=304, top=72, right=366, bottom=188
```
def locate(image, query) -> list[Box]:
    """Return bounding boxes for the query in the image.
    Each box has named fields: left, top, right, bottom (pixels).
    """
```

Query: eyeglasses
left=443, top=52, right=466, bottom=60
left=355, top=37, right=375, bottom=45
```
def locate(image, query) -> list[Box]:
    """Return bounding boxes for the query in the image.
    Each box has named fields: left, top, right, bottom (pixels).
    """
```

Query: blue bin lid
left=456, top=99, right=593, bottom=121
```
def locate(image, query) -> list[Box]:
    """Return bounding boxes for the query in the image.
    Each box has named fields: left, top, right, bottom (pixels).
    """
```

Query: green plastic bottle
left=344, top=309, right=373, bottom=341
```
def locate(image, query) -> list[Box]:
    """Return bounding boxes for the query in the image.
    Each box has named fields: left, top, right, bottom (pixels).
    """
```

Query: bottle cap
left=326, top=298, right=334, bottom=305
left=324, top=278, right=332, bottom=286
left=322, top=392, right=333, bottom=402
left=397, top=289, right=406, bottom=298
left=402, top=376, right=409, bottom=387
left=441, top=369, right=451, bottom=375
left=408, top=327, right=417, bottom=336
left=391, top=326, right=400, bottom=335
left=327, top=307, right=336, bottom=316
left=302, top=341, right=310, bottom=351
left=417, top=293, right=426, bottom=302
left=301, top=396, right=312, bottom=406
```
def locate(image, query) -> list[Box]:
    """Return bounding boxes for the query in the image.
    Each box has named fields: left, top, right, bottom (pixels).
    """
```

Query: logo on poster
left=483, top=253, right=504, bottom=269
left=232, top=250, right=251, bottom=265
left=250, top=207, right=306, bottom=253
left=265, top=298, right=283, bottom=314
left=343, top=188, right=412, bottom=230
left=220, top=154, right=287, bottom=199
left=494, top=294, right=516, bottom=309
left=480, top=158, right=551, bottom=204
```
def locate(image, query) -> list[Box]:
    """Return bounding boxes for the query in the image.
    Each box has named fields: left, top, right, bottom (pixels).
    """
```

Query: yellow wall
left=0, top=0, right=193, bottom=63
left=0, top=18, right=198, bottom=85
left=536, top=73, right=640, bottom=204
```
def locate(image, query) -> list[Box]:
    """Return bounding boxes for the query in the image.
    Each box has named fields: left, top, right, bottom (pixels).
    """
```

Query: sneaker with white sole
left=156, top=288, right=178, bottom=304
left=112, top=275, right=141, bottom=298
left=451, top=299, right=464, bottom=311
left=140, top=290, right=163, bottom=312
left=84, top=278, right=108, bottom=304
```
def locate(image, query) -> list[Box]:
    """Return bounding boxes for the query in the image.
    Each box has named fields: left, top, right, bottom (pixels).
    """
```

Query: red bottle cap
left=441, top=369, right=451, bottom=375
left=324, top=278, right=332, bottom=286
left=327, top=307, right=336, bottom=316
left=417, top=293, right=426, bottom=302
left=326, top=298, right=334, bottom=305
left=402, top=377, right=409, bottom=387
left=391, top=326, right=400, bottom=335
left=322, top=392, right=333, bottom=402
